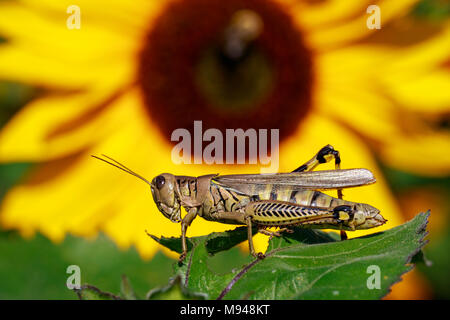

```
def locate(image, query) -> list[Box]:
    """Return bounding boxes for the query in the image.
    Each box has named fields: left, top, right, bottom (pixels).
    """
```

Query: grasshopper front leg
left=179, top=207, right=198, bottom=262
left=245, top=216, right=265, bottom=259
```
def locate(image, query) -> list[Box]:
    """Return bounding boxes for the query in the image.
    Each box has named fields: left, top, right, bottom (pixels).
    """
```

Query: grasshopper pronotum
left=93, top=145, right=387, bottom=261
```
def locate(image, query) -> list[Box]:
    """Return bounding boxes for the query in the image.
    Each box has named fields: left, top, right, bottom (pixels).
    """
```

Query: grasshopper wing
left=212, top=168, right=375, bottom=195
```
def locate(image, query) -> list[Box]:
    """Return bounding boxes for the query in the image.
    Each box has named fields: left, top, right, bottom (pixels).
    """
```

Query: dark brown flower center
left=139, top=0, right=313, bottom=152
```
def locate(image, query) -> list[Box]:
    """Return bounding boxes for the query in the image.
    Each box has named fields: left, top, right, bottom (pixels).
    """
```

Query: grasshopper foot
left=178, top=252, right=187, bottom=263
left=252, top=252, right=265, bottom=260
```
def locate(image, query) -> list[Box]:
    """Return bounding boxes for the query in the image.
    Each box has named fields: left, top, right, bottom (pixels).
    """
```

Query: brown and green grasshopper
left=93, top=145, right=387, bottom=261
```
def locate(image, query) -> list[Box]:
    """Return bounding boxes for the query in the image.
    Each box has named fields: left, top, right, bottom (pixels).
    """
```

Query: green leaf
left=0, top=231, right=175, bottom=299
left=412, top=0, right=450, bottom=21
left=146, top=276, right=207, bottom=300
left=154, top=212, right=429, bottom=300
left=148, top=233, right=192, bottom=254
left=148, top=226, right=256, bottom=255
left=75, top=285, right=121, bottom=300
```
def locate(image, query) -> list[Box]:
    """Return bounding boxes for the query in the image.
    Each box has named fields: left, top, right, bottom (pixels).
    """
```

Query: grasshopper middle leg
left=258, top=227, right=293, bottom=240
left=211, top=211, right=264, bottom=259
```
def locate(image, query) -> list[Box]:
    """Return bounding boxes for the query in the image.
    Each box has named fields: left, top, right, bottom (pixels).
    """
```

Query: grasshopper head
left=351, top=203, right=387, bottom=230
left=150, top=173, right=182, bottom=223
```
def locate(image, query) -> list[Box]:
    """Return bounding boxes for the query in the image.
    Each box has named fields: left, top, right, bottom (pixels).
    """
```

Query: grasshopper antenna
left=91, top=154, right=151, bottom=185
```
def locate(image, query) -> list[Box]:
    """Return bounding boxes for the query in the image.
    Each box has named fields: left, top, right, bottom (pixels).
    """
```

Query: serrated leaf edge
left=74, top=284, right=122, bottom=300
left=378, top=210, right=430, bottom=299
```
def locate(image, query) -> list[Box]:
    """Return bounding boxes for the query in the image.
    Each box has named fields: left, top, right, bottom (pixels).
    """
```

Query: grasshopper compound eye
left=155, top=175, right=166, bottom=189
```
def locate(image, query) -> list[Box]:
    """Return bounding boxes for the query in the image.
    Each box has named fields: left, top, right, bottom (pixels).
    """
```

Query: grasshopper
left=93, top=145, right=387, bottom=261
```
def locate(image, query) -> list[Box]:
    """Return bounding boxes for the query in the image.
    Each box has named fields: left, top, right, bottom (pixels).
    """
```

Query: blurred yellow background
left=0, top=0, right=449, bottom=299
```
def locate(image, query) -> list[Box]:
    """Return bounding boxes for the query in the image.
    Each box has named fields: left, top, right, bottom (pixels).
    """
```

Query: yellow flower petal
left=0, top=2, right=139, bottom=88
left=0, top=85, right=134, bottom=162
left=19, top=0, right=163, bottom=33
left=378, top=25, right=450, bottom=113
left=300, top=0, right=419, bottom=50
left=0, top=90, right=157, bottom=238
left=0, top=153, right=119, bottom=242
left=0, top=90, right=152, bottom=240
left=315, top=35, right=450, bottom=172
left=0, top=2, right=137, bottom=59
left=0, top=46, right=100, bottom=88
left=386, top=68, right=450, bottom=113
left=0, top=42, right=136, bottom=89
left=291, top=0, right=373, bottom=30
left=380, top=23, right=450, bottom=73
left=315, top=46, right=400, bottom=138
left=380, top=131, right=450, bottom=176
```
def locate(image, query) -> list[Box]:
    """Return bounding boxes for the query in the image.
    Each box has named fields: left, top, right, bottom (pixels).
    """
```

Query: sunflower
left=0, top=0, right=448, bottom=281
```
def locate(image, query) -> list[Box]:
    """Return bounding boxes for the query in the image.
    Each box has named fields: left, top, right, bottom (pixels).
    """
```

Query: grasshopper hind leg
left=292, top=144, right=343, bottom=199
left=292, top=144, right=341, bottom=173
left=292, top=144, right=349, bottom=240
